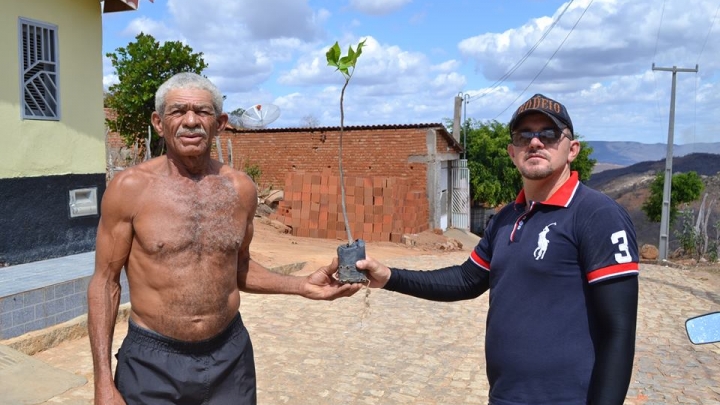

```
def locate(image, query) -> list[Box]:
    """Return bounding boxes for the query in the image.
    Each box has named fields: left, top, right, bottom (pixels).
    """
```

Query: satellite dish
left=240, top=104, right=281, bottom=129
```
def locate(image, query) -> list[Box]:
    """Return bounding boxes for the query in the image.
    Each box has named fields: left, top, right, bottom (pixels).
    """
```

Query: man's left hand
left=303, top=258, right=364, bottom=300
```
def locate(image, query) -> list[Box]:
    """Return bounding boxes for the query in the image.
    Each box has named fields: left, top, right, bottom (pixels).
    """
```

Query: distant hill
left=587, top=152, right=720, bottom=249
left=587, top=141, right=720, bottom=166
left=587, top=152, right=720, bottom=192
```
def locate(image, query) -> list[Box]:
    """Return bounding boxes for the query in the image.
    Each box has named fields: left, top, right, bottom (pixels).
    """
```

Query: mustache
left=175, top=127, right=207, bottom=138
left=525, top=150, right=548, bottom=161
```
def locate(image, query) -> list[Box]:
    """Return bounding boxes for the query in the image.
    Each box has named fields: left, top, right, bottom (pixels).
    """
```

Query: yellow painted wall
left=0, top=0, right=105, bottom=179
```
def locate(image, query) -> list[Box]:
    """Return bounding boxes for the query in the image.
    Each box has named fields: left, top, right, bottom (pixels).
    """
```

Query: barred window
left=19, top=18, right=59, bottom=120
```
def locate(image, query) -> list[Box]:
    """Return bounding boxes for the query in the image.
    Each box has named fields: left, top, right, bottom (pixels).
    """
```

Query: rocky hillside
left=588, top=153, right=720, bottom=250
left=587, top=141, right=720, bottom=166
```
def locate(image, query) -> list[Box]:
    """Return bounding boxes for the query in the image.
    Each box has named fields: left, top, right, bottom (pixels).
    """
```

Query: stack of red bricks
left=269, top=170, right=429, bottom=242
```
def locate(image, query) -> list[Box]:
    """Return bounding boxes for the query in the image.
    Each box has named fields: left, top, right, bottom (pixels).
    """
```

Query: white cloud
left=349, top=0, right=412, bottom=16
left=453, top=0, right=720, bottom=143
left=268, top=35, right=469, bottom=127
left=112, top=0, right=333, bottom=95
left=458, top=0, right=719, bottom=85
left=103, top=74, right=119, bottom=89
left=120, top=16, right=177, bottom=40
left=167, top=0, right=325, bottom=42
left=102, top=0, right=720, bottom=143
left=431, top=60, right=460, bottom=72
left=430, top=72, right=466, bottom=95
left=278, top=36, right=413, bottom=86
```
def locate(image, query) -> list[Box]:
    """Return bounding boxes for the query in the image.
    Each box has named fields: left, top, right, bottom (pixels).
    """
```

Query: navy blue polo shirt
left=471, top=171, right=639, bottom=405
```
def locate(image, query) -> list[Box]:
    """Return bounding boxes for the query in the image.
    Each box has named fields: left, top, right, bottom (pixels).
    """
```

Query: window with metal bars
left=19, top=18, right=59, bottom=120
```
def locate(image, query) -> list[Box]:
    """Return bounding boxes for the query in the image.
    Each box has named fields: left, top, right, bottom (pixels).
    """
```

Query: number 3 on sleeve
left=610, top=230, right=632, bottom=264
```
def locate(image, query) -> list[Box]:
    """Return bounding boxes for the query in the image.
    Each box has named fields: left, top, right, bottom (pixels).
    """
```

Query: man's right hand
left=95, top=384, right=127, bottom=405
left=355, top=255, right=392, bottom=288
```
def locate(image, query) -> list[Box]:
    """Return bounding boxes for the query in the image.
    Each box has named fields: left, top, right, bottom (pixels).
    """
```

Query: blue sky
left=102, top=0, right=720, bottom=145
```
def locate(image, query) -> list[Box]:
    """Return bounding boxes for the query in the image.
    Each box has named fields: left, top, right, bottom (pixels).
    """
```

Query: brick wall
left=104, top=112, right=461, bottom=237
left=105, top=114, right=459, bottom=200
left=216, top=126, right=437, bottom=194
left=217, top=125, right=459, bottom=239
left=104, top=108, right=125, bottom=150
left=268, top=170, right=429, bottom=242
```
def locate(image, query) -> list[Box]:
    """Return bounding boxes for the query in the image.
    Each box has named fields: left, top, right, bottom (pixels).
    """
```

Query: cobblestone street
left=32, top=252, right=720, bottom=404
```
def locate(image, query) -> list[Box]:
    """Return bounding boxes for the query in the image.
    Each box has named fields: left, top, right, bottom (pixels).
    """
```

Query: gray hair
left=155, top=72, right=224, bottom=117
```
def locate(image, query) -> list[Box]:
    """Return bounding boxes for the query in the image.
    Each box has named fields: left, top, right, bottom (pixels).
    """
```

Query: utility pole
left=452, top=94, right=462, bottom=146
left=453, top=93, right=471, bottom=157
left=651, top=63, right=698, bottom=261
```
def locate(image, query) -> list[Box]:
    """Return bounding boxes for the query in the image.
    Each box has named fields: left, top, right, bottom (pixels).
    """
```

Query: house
left=104, top=107, right=470, bottom=239
left=217, top=124, right=470, bottom=240
left=0, top=0, right=149, bottom=266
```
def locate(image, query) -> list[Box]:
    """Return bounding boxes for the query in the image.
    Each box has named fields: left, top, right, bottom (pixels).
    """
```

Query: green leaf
left=346, top=45, right=356, bottom=64
left=326, top=42, right=341, bottom=66
left=327, top=39, right=368, bottom=79
left=338, top=55, right=354, bottom=68
left=355, top=39, right=366, bottom=58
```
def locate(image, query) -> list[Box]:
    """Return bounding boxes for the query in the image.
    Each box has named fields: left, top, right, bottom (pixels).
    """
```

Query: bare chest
left=133, top=176, right=246, bottom=256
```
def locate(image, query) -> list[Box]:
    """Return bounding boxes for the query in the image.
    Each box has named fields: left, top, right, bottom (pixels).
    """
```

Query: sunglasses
left=511, top=129, right=571, bottom=147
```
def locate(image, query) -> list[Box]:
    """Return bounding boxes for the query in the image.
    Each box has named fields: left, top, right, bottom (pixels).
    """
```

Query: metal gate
left=450, top=159, right=470, bottom=230
left=440, top=162, right=449, bottom=230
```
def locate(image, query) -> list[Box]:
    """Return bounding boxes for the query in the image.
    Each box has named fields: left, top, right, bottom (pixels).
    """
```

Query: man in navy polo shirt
left=357, top=93, right=639, bottom=405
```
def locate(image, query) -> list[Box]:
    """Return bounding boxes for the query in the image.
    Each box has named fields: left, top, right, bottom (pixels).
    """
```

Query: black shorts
left=115, top=313, right=257, bottom=405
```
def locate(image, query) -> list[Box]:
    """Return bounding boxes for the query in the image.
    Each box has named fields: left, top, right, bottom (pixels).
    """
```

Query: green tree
left=227, top=107, right=246, bottom=128
left=465, top=119, right=521, bottom=206
left=572, top=137, right=596, bottom=183
left=463, top=119, right=596, bottom=206
left=105, top=33, right=208, bottom=157
left=103, top=91, right=115, bottom=108
left=642, top=171, right=705, bottom=224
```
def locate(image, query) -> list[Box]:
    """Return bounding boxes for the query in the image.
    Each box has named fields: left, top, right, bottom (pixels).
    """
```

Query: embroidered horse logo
left=533, top=222, right=557, bottom=260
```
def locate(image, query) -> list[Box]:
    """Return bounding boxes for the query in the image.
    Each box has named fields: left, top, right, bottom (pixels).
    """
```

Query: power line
left=692, top=1, right=719, bottom=153
left=465, top=0, right=574, bottom=104
left=651, top=0, right=667, bottom=133
left=492, top=0, right=594, bottom=121
left=652, top=0, right=666, bottom=61
left=696, top=1, right=720, bottom=65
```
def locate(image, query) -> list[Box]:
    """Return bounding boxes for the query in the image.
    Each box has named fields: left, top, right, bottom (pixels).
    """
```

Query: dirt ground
left=251, top=211, right=720, bottom=294
left=250, top=214, right=466, bottom=275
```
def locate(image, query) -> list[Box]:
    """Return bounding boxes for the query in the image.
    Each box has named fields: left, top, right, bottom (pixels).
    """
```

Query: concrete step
left=0, top=252, right=129, bottom=340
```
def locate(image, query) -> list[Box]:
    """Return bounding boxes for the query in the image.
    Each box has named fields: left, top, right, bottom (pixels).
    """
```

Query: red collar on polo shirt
left=514, top=171, right=581, bottom=208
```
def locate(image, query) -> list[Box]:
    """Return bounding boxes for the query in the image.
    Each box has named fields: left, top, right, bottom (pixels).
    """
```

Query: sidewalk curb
left=1, top=262, right=299, bottom=357
left=0, top=303, right=131, bottom=356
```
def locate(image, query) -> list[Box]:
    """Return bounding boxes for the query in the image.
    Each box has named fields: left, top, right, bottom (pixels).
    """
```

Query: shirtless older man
left=88, top=72, right=361, bottom=405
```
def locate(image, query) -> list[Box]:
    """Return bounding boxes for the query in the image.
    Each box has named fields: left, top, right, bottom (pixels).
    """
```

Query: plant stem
left=339, top=78, right=353, bottom=244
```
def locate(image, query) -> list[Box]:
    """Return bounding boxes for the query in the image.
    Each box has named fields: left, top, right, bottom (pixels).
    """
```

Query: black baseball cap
left=508, top=93, right=574, bottom=138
